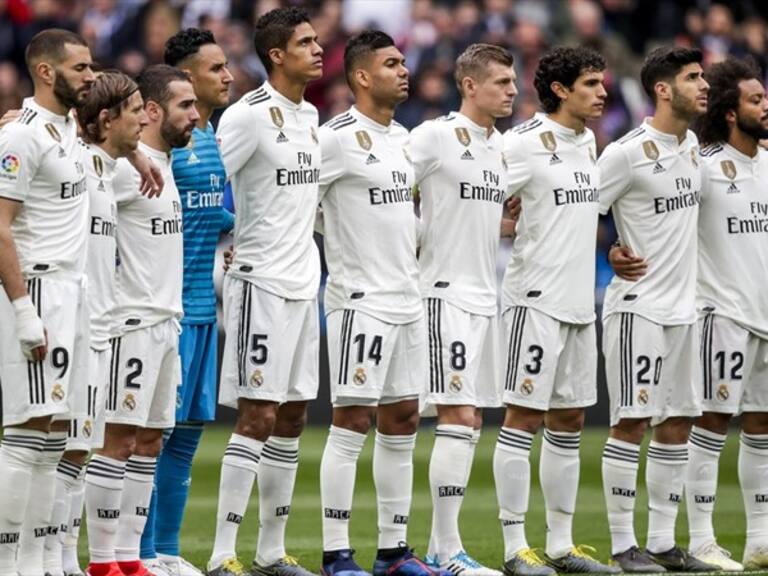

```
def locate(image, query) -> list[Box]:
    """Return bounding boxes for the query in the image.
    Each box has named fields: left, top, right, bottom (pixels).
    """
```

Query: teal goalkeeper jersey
left=172, top=123, right=233, bottom=324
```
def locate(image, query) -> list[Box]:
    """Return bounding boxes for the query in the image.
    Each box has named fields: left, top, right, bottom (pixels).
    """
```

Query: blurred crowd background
left=1, top=0, right=765, bottom=303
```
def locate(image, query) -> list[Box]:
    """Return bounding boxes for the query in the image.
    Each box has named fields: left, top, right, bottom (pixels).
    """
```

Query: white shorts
left=0, top=276, right=89, bottom=427
left=84, top=346, right=110, bottom=450
left=501, top=306, right=597, bottom=410
left=700, top=313, right=768, bottom=414
left=421, top=299, right=501, bottom=415
left=219, top=277, right=319, bottom=407
left=105, top=320, right=180, bottom=429
left=604, top=313, right=701, bottom=426
left=327, top=309, right=425, bottom=406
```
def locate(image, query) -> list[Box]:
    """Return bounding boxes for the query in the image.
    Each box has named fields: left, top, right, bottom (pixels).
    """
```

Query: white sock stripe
left=741, top=433, right=768, bottom=450
left=224, top=446, right=261, bottom=463
left=125, top=459, right=157, bottom=475
left=602, top=444, right=640, bottom=464
left=543, top=429, right=581, bottom=449
left=375, top=432, right=417, bottom=449
left=42, top=437, right=68, bottom=451
left=57, top=460, right=83, bottom=479
left=647, top=446, right=688, bottom=462
left=689, top=430, right=726, bottom=453
left=1, top=435, right=46, bottom=451
left=87, top=458, right=126, bottom=473
left=86, top=463, right=126, bottom=480
left=261, top=444, right=299, bottom=464
left=497, top=428, right=533, bottom=451
left=434, top=430, right=474, bottom=441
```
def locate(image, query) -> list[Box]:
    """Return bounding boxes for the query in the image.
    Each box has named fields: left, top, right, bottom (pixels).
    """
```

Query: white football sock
left=85, top=455, right=126, bottom=564
left=646, top=442, right=687, bottom=554
left=256, top=436, right=299, bottom=566
left=18, top=431, right=67, bottom=576
left=739, top=433, right=768, bottom=550
left=62, top=466, right=85, bottom=575
left=114, top=456, right=156, bottom=562
left=44, top=458, right=83, bottom=576
left=686, top=427, right=726, bottom=551
left=373, top=432, right=416, bottom=550
left=0, top=428, right=46, bottom=576
left=494, top=427, right=534, bottom=559
left=429, top=425, right=473, bottom=561
left=321, top=426, right=366, bottom=552
left=540, top=429, right=581, bottom=558
left=209, top=434, right=262, bottom=568
left=602, top=438, right=640, bottom=555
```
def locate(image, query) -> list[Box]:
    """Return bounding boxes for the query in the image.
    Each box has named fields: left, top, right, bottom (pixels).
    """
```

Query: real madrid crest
left=720, top=160, right=737, bottom=180
left=123, top=393, right=136, bottom=411
left=520, top=378, right=534, bottom=396
left=539, top=131, right=557, bottom=152
left=449, top=375, right=462, bottom=393
left=250, top=369, right=264, bottom=388
left=51, top=383, right=65, bottom=402
left=269, top=106, right=284, bottom=128
left=717, top=383, right=729, bottom=401
left=638, top=388, right=649, bottom=405
left=355, top=130, right=372, bottom=151
left=353, top=367, right=367, bottom=386
left=642, top=140, right=660, bottom=161
left=455, top=127, right=471, bottom=147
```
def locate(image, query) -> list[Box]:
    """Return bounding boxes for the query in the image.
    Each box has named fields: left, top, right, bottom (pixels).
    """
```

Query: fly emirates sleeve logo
left=460, top=169, right=505, bottom=204
left=276, top=152, right=319, bottom=186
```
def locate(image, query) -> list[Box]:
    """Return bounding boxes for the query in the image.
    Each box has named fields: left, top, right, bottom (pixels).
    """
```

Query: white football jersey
left=599, top=120, right=702, bottom=325
left=412, top=112, right=507, bottom=317
left=85, top=145, right=120, bottom=349
left=0, top=98, right=87, bottom=277
left=217, top=82, right=320, bottom=300
left=697, top=143, right=768, bottom=339
left=502, top=113, right=600, bottom=324
left=114, top=142, right=183, bottom=331
left=319, top=107, right=420, bottom=324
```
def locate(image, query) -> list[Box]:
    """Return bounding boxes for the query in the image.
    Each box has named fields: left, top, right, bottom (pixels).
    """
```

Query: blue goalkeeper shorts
left=176, top=322, right=218, bottom=422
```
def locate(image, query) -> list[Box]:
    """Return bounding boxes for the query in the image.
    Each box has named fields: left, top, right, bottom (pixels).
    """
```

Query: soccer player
left=82, top=64, right=197, bottom=576
left=0, top=28, right=94, bottom=576
left=494, top=46, right=615, bottom=575
left=597, top=47, right=715, bottom=573
left=139, top=28, right=233, bottom=576
left=316, top=30, right=431, bottom=576
left=207, top=8, right=322, bottom=576
left=409, top=43, right=516, bottom=576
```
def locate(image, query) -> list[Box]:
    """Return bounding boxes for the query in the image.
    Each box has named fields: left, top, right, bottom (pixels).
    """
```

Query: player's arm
left=217, top=104, right=259, bottom=179
left=0, top=109, right=21, bottom=128
left=409, top=121, right=441, bottom=184
left=125, top=148, right=164, bottom=198
left=500, top=196, right=521, bottom=238
left=607, top=241, right=648, bottom=281
left=318, top=125, right=346, bottom=206
left=501, top=131, right=532, bottom=238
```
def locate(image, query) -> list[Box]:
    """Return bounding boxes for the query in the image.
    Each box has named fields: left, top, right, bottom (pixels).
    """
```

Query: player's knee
left=695, top=412, right=731, bottom=435
left=611, top=418, right=648, bottom=444
left=436, top=404, right=476, bottom=427
left=332, top=407, right=373, bottom=435
left=654, top=416, right=692, bottom=444
left=134, top=429, right=164, bottom=457
left=274, top=411, right=307, bottom=437
left=546, top=408, right=585, bottom=432
left=62, top=449, right=89, bottom=466
left=504, top=405, right=543, bottom=434
left=742, top=412, right=768, bottom=435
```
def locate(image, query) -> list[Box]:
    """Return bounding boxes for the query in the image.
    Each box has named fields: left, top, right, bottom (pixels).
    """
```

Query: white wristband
left=11, top=294, right=35, bottom=315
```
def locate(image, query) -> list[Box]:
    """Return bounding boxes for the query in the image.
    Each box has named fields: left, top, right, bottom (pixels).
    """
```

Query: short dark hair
left=25, top=28, right=88, bottom=73
left=78, top=71, right=139, bottom=144
left=164, top=28, right=216, bottom=67
left=454, top=43, right=514, bottom=96
left=344, top=30, right=396, bottom=89
left=136, top=64, right=190, bottom=108
left=533, top=46, right=605, bottom=114
left=694, top=56, right=761, bottom=146
left=640, top=46, right=703, bottom=103
left=253, top=7, right=311, bottom=74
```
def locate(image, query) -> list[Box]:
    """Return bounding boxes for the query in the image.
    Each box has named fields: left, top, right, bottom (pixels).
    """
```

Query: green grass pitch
left=81, top=425, right=763, bottom=574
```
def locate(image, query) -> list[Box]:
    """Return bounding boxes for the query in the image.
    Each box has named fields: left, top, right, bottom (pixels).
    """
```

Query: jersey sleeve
left=217, top=104, right=259, bottom=178
left=0, top=123, right=40, bottom=202
left=597, top=143, right=632, bottom=214
left=113, top=159, right=141, bottom=204
left=318, top=127, right=345, bottom=204
left=503, top=132, right=532, bottom=196
left=221, top=208, right=235, bottom=233
left=409, top=122, right=441, bottom=184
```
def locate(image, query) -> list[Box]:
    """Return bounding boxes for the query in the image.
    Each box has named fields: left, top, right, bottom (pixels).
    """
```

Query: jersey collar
left=722, top=142, right=760, bottom=164
left=91, top=144, right=118, bottom=171
left=138, top=141, right=171, bottom=166
left=454, top=111, right=497, bottom=140
left=263, top=81, right=305, bottom=111
left=24, top=96, right=72, bottom=124
left=641, top=118, right=688, bottom=148
left=349, top=106, right=392, bottom=133
left=538, top=112, right=589, bottom=143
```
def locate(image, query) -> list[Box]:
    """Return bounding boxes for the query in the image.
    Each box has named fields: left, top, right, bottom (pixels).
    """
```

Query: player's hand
left=0, top=109, right=21, bottom=129
left=505, top=195, right=521, bottom=221
left=12, top=295, right=47, bottom=360
left=223, top=244, right=234, bottom=271
left=500, top=217, right=517, bottom=238
left=608, top=243, right=648, bottom=281
left=127, top=150, right=164, bottom=197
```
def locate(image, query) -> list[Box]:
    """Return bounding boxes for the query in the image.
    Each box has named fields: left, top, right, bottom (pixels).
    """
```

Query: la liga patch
left=0, top=153, right=20, bottom=177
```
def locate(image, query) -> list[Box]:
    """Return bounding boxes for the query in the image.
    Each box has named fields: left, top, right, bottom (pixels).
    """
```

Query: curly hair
left=344, top=30, right=396, bottom=89
left=693, top=57, right=761, bottom=146
left=253, top=7, right=312, bottom=74
left=164, top=28, right=216, bottom=67
left=533, top=46, right=605, bottom=114
left=640, top=46, right=703, bottom=103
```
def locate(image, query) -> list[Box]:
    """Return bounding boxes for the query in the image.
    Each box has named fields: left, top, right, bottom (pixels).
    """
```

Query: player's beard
left=737, top=115, right=768, bottom=141
left=160, top=117, right=193, bottom=149
left=670, top=87, right=703, bottom=121
left=53, top=73, right=86, bottom=110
